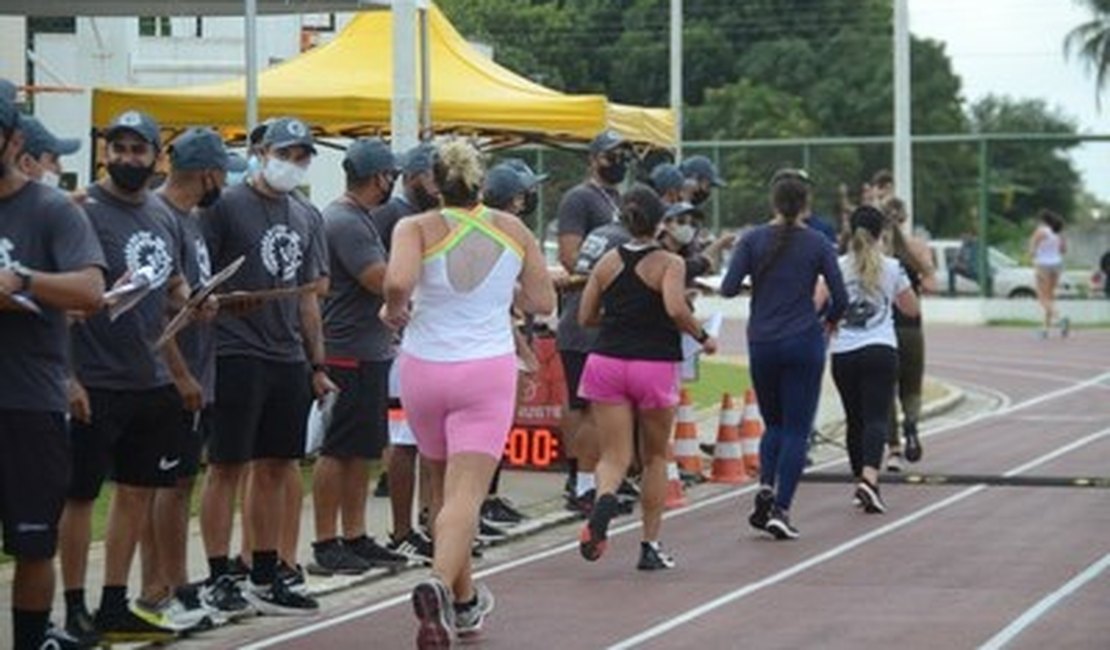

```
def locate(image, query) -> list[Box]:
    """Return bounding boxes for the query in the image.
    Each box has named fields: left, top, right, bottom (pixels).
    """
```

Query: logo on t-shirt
left=0, top=238, right=17, bottom=270
left=124, top=231, right=173, bottom=289
left=195, top=238, right=212, bottom=285
left=260, top=224, right=303, bottom=282
left=843, top=280, right=888, bottom=330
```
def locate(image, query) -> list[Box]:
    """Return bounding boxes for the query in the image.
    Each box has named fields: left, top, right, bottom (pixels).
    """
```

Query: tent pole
left=244, top=0, right=259, bottom=134
left=670, top=0, right=682, bottom=159
left=419, top=7, right=431, bottom=139
left=392, top=0, right=419, bottom=153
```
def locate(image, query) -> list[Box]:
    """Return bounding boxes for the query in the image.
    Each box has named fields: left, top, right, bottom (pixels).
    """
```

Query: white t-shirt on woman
left=1032, top=225, right=1064, bottom=267
left=830, top=255, right=911, bottom=354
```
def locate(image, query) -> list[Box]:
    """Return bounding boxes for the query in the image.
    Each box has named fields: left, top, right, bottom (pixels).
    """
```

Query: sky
left=909, top=0, right=1110, bottom=202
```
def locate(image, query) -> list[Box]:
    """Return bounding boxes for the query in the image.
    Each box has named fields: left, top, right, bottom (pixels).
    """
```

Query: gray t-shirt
left=555, top=181, right=621, bottom=353
left=0, top=182, right=105, bottom=412
left=73, top=184, right=182, bottom=390
left=201, top=182, right=326, bottom=362
left=322, top=198, right=393, bottom=361
left=368, top=194, right=417, bottom=253
left=156, top=193, right=216, bottom=404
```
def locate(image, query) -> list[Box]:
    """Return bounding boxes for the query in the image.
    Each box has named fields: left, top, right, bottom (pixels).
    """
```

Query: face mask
left=226, top=170, right=247, bottom=186
left=521, top=192, right=538, bottom=217
left=107, top=162, right=155, bottom=193
left=40, top=171, right=61, bottom=189
left=198, top=186, right=222, bottom=208
left=672, top=223, right=697, bottom=245
left=411, top=184, right=441, bottom=211
left=690, top=188, right=711, bottom=206
left=598, top=160, right=627, bottom=186
left=262, top=157, right=306, bottom=193
left=246, top=155, right=262, bottom=177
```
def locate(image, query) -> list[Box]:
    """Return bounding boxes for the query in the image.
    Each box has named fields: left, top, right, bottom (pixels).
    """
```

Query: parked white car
left=927, top=239, right=1086, bottom=299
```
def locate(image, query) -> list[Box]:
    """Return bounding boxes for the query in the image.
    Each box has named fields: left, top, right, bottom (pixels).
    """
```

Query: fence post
left=802, top=143, right=812, bottom=173
left=536, top=147, right=546, bottom=240
left=712, top=143, right=722, bottom=232
left=977, top=137, right=992, bottom=297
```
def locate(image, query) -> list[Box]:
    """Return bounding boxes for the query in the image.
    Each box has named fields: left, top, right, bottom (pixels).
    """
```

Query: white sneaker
left=454, top=583, right=495, bottom=635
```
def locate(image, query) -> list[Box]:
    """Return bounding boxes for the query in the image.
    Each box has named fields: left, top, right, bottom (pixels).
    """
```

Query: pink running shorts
left=398, top=352, right=518, bottom=461
left=578, top=353, right=680, bottom=409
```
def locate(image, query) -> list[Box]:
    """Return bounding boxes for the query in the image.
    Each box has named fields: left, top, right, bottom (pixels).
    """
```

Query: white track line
left=606, top=426, right=1110, bottom=650
left=929, top=359, right=1110, bottom=387
left=978, top=552, right=1110, bottom=650
left=243, top=370, right=1110, bottom=649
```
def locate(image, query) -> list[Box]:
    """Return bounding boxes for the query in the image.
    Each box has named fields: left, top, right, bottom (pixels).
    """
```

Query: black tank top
left=893, top=255, right=922, bottom=328
left=594, top=245, right=683, bottom=361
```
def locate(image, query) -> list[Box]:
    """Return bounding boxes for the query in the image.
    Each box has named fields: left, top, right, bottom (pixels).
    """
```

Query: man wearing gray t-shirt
left=0, top=94, right=106, bottom=650
left=555, top=131, right=627, bottom=513
left=198, top=117, right=332, bottom=615
left=311, top=138, right=408, bottom=575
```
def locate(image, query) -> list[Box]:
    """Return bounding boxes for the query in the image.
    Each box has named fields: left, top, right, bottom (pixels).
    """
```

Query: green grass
left=684, top=359, right=751, bottom=410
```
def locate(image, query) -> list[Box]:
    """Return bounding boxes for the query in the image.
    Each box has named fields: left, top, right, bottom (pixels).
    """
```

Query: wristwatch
left=694, top=328, right=710, bottom=344
left=311, top=362, right=327, bottom=374
left=12, top=265, right=32, bottom=293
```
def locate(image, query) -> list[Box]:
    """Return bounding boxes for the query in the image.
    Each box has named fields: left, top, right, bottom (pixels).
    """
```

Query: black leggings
left=889, top=325, right=924, bottom=446
left=832, top=345, right=899, bottom=477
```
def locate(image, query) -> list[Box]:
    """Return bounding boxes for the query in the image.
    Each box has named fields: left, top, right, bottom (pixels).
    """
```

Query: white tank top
left=401, top=206, right=524, bottom=362
left=1033, top=225, right=1063, bottom=266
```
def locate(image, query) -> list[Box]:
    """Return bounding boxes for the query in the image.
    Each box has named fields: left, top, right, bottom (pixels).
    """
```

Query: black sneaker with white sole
left=309, top=538, right=371, bottom=576
left=390, top=529, right=434, bottom=565
left=765, top=506, right=800, bottom=540
left=243, top=578, right=318, bottom=616
left=277, top=562, right=307, bottom=593
left=412, top=577, right=455, bottom=649
left=481, top=496, right=526, bottom=525
left=93, top=604, right=177, bottom=644
left=346, top=535, right=409, bottom=569
left=637, top=541, right=676, bottom=571
left=477, top=519, right=509, bottom=542
left=41, top=621, right=89, bottom=650
left=855, top=480, right=887, bottom=514
left=200, top=575, right=252, bottom=619
left=62, top=607, right=100, bottom=649
left=748, top=487, right=774, bottom=531
left=903, top=422, right=922, bottom=463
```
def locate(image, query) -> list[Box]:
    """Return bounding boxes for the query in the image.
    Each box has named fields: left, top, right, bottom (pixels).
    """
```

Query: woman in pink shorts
left=381, top=139, right=554, bottom=648
left=576, top=184, right=716, bottom=571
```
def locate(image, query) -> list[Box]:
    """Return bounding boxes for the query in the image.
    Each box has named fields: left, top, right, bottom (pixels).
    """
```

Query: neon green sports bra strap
left=440, top=206, right=524, bottom=258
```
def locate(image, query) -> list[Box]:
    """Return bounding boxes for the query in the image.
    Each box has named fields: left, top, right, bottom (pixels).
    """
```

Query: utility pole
left=392, top=0, right=420, bottom=154
left=670, top=0, right=682, bottom=160
left=893, top=0, right=913, bottom=230
left=244, top=0, right=258, bottom=133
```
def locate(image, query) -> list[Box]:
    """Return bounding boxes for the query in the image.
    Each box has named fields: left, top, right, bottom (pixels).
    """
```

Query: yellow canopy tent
left=91, top=6, right=675, bottom=149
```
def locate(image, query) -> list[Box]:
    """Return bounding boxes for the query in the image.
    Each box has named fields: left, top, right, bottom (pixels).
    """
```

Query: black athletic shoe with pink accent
left=579, top=493, right=620, bottom=561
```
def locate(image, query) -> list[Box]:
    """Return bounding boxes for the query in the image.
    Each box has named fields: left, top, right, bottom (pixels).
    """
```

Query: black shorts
left=69, top=386, right=182, bottom=501
left=323, top=359, right=390, bottom=460
left=559, top=350, right=590, bottom=411
left=210, top=356, right=311, bottom=464
left=171, top=406, right=212, bottom=479
left=0, top=410, right=71, bottom=559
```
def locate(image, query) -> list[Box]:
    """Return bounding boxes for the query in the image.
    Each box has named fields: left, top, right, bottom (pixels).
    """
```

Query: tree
left=1065, top=0, right=1110, bottom=107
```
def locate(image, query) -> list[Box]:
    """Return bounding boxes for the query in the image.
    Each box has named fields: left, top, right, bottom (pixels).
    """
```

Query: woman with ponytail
left=721, top=170, right=847, bottom=540
left=829, top=206, right=919, bottom=515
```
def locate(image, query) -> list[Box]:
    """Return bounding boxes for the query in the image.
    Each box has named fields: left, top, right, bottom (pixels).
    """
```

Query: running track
left=190, top=325, right=1110, bottom=649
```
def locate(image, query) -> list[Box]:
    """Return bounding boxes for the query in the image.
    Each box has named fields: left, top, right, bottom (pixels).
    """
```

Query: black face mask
left=107, top=162, right=155, bottom=193
left=198, top=186, right=222, bottom=208
left=690, top=188, right=711, bottom=206
left=521, top=191, right=539, bottom=217
left=598, top=160, right=627, bottom=186
left=411, top=184, right=440, bottom=211
left=377, top=175, right=397, bottom=205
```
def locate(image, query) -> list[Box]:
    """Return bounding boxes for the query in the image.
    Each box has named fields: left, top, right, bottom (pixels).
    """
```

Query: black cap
left=850, top=205, right=885, bottom=239
left=402, top=142, right=437, bottom=175
left=500, top=157, right=548, bottom=188
left=483, top=164, right=529, bottom=208
left=169, top=127, right=231, bottom=171
left=681, top=155, right=726, bottom=187
left=663, top=201, right=703, bottom=222
left=589, top=130, right=627, bottom=156
left=344, top=137, right=397, bottom=180
left=770, top=167, right=813, bottom=187
left=261, top=117, right=317, bottom=154
left=105, top=110, right=161, bottom=149
left=19, top=116, right=81, bottom=158
left=649, top=163, right=685, bottom=194
left=0, top=94, right=21, bottom=132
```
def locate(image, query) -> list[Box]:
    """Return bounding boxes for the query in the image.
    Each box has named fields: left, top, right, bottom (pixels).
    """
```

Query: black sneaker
left=277, top=561, right=308, bottom=593
left=748, top=487, right=775, bottom=531
left=903, top=422, right=923, bottom=463
left=855, top=480, right=887, bottom=514
left=579, top=492, right=620, bottom=562
left=617, top=478, right=641, bottom=501
left=243, top=578, right=319, bottom=616
left=477, top=519, right=509, bottom=542
left=228, top=555, right=251, bottom=582
left=481, top=496, right=526, bottom=525
left=454, top=583, right=495, bottom=637
left=41, top=621, right=91, bottom=649
left=310, top=539, right=371, bottom=576
left=200, top=574, right=252, bottom=619
left=63, top=607, right=100, bottom=648
left=765, top=506, right=800, bottom=540
left=390, top=529, right=435, bottom=565
left=345, top=535, right=409, bottom=569
left=94, top=603, right=177, bottom=644
left=637, top=541, right=676, bottom=571
left=373, top=472, right=390, bottom=497
left=566, top=488, right=596, bottom=518
left=412, top=577, right=455, bottom=649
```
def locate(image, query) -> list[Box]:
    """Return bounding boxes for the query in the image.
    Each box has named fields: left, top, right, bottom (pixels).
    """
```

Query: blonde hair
left=434, top=138, right=485, bottom=206
left=849, top=227, right=884, bottom=297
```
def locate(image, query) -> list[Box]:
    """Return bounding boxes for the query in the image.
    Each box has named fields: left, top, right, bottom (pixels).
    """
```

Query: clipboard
left=103, top=266, right=156, bottom=322
left=154, top=256, right=245, bottom=350
left=0, top=290, right=43, bottom=316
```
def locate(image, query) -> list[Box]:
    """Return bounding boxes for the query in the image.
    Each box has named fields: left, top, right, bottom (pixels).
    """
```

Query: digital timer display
left=502, top=427, right=563, bottom=469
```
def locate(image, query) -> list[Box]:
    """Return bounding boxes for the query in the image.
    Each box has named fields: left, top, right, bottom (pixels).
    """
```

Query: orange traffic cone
left=711, top=393, right=748, bottom=484
left=672, top=389, right=703, bottom=479
left=739, top=389, right=764, bottom=476
left=664, top=443, right=687, bottom=509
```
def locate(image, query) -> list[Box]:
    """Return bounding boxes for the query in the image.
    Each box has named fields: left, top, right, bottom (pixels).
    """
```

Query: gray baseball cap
left=344, top=137, right=397, bottom=180
left=0, top=79, right=17, bottom=103
left=105, top=110, right=161, bottom=149
left=680, top=155, right=726, bottom=187
left=262, top=117, right=317, bottom=154
left=0, top=94, right=19, bottom=132
left=483, top=164, right=529, bottom=208
left=649, top=163, right=685, bottom=194
left=500, top=157, right=547, bottom=189
left=169, top=127, right=231, bottom=171
left=663, top=201, right=703, bottom=222
left=589, top=130, right=627, bottom=156
left=19, top=116, right=81, bottom=158
left=227, top=152, right=249, bottom=173
left=401, top=142, right=437, bottom=175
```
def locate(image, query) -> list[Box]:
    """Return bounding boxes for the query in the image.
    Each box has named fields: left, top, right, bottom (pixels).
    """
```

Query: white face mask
left=262, top=157, right=307, bottom=193
left=672, top=223, right=697, bottom=245
left=39, top=171, right=61, bottom=189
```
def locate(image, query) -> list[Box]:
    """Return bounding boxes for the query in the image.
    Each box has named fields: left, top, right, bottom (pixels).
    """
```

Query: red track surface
left=212, top=325, right=1110, bottom=649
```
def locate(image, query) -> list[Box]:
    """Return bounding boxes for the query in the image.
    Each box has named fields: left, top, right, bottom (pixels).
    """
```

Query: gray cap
left=500, top=157, right=547, bottom=189
left=589, top=130, right=627, bottom=156
left=680, top=155, right=726, bottom=187
left=169, top=127, right=231, bottom=171
left=649, top=163, right=685, bottom=194
left=401, top=142, right=437, bottom=175
left=248, top=118, right=277, bottom=147
left=483, top=164, right=529, bottom=208
left=344, top=137, right=397, bottom=180
left=663, top=201, right=703, bottom=222
left=0, top=79, right=17, bottom=103
left=227, top=152, right=249, bottom=173
left=769, top=167, right=813, bottom=186
left=19, top=116, right=81, bottom=158
left=0, top=94, right=19, bottom=132
left=105, top=110, right=161, bottom=149
left=261, top=117, right=317, bottom=154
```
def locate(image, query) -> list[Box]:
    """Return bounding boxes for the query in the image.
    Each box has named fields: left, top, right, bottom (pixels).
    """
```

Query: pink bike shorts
left=578, top=354, right=680, bottom=410
left=397, top=352, right=518, bottom=461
